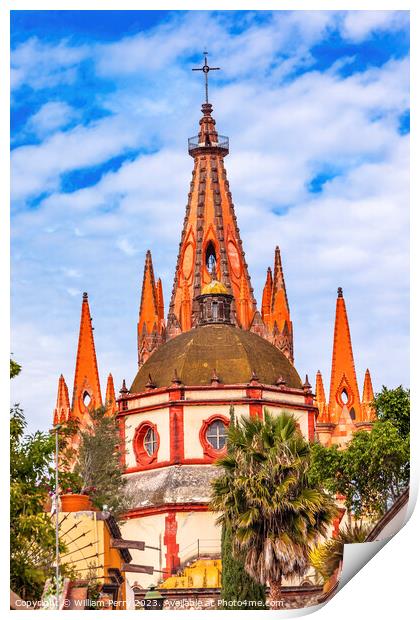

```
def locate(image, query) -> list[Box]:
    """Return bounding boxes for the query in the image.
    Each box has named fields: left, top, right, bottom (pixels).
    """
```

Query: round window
left=144, top=427, right=158, bottom=456
left=134, top=422, right=159, bottom=465
left=205, top=420, right=227, bottom=451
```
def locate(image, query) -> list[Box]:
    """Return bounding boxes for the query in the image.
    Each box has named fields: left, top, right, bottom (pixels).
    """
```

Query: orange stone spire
left=361, top=368, right=375, bottom=422
left=53, top=374, right=71, bottom=425
left=261, top=267, right=273, bottom=324
left=105, top=373, right=117, bottom=416
left=167, top=99, right=257, bottom=337
left=71, top=292, right=102, bottom=426
left=137, top=250, right=165, bottom=367
left=156, top=278, right=165, bottom=322
left=260, top=247, right=294, bottom=362
left=315, top=288, right=376, bottom=446
left=314, top=370, right=328, bottom=422
left=328, top=287, right=361, bottom=426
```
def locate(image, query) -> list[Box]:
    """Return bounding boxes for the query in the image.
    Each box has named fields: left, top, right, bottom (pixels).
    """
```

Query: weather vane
left=192, top=51, right=220, bottom=104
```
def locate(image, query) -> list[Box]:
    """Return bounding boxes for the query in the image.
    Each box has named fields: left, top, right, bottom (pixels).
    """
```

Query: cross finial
left=192, top=51, right=220, bottom=104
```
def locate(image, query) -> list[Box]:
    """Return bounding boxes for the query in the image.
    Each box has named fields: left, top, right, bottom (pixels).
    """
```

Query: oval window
left=341, top=389, right=349, bottom=404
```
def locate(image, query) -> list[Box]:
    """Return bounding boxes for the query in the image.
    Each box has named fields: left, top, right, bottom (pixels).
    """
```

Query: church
left=52, top=56, right=376, bottom=591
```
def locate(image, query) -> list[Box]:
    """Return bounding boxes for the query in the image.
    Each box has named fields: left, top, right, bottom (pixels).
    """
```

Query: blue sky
left=10, top=10, right=410, bottom=432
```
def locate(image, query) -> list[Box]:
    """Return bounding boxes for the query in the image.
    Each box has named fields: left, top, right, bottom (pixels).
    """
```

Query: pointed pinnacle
left=249, top=370, right=260, bottom=384
left=171, top=369, right=182, bottom=385
left=119, top=379, right=129, bottom=395
left=211, top=368, right=221, bottom=385
left=83, top=292, right=88, bottom=301
left=303, top=374, right=312, bottom=392
left=145, top=373, right=156, bottom=389
left=337, top=287, right=343, bottom=298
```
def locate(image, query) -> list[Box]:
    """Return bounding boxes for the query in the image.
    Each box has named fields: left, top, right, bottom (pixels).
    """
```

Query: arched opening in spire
left=341, top=388, right=349, bottom=404
left=205, top=241, right=217, bottom=273
left=82, top=391, right=91, bottom=407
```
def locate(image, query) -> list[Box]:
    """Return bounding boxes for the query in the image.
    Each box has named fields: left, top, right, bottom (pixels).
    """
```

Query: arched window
left=205, top=241, right=217, bottom=273
left=82, top=391, right=91, bottom=407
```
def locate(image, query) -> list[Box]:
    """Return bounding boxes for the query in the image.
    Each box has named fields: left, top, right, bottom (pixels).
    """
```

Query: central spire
left=167, top=61, right=257, bottom=337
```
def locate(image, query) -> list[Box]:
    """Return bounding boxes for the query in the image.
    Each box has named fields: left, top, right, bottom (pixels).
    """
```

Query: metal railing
left=178, top=538, right=221, bottom=567
left=188, top=135, right=229, bottom=155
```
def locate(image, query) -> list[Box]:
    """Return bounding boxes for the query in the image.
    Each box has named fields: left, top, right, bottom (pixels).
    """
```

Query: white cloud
left=27, top=101, right=77, bottom=137
left=11, top=37, right=88, bottom=91
left=10, top=11, right=410, bottom=432
left=66, top=287, right=81, bottom=297
left=340, top=10, right=408, bottom=43
left=116, top=238, right=139, bottom=256
left=11, top=114, right=145, bottom=202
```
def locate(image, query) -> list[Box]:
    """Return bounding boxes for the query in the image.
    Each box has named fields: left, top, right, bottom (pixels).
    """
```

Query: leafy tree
left=10, top=360, right=66, bottom=600
left=10, top=358, right=22, bottom=378
left=374, top=385, right=410, bottom=440
left=10, top=404, right=60, bottom=600
left=219, top=406, right=267, bottom=609
left=308, top=442, right=344, bottom=496
left=74, top=406, right=128, bottom=518
left=211, top=410, right=337, bottom=608
left=309, top=401, right=410, bottom=520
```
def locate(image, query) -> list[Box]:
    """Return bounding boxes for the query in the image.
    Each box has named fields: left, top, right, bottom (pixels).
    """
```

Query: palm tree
left=211, top=410, right=338, bottom=607
left=309, top=522, right=369, bottom=584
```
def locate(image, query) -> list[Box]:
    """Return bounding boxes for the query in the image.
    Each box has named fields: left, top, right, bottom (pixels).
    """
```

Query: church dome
left=130, top=324, right=302, bottom=393
left=201, top=279, right=229, bottom=295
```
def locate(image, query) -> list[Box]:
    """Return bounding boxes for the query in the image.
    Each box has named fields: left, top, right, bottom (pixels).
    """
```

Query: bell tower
left=167, top=54, right=257, bottom=337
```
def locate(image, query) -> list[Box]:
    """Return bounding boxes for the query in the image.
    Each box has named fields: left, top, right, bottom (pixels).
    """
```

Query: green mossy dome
left=131, top=324, right=301, bottom=393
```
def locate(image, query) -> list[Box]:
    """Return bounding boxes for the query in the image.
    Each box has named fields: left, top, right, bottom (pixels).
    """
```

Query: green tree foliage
left=10, top=358, right=22, bottom=378
left=309, top=387, right=410, bottom=520
left=309, top=523, right=369, bottom=582
left=74, top=406, right=128, bottom=518
left=219, top=406, right=267, bottom=609
left=10, top=402, right=65, bottom=600
left=211, top=410, right=337, bottom=606
left=374, top=385, right=410, bottom=439
left=220, top=521, right=267, bottom=609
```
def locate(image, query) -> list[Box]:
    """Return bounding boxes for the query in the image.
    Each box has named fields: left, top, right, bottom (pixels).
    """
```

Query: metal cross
left=192, top=51, right=220, bottom=104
